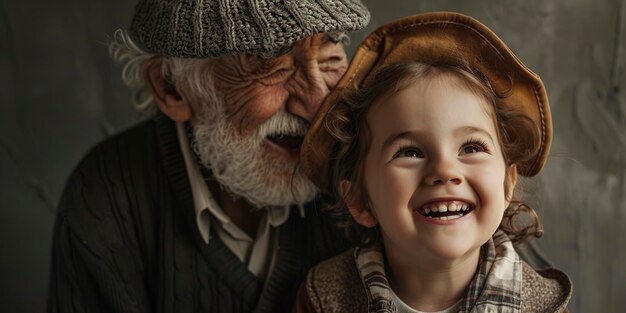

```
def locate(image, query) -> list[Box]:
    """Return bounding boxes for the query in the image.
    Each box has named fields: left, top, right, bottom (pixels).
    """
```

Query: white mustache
left=256, top=110, right=310, bottom=138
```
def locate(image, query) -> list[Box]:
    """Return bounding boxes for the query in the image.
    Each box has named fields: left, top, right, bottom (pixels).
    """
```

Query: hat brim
left=301, top=11, right=552, bottom=193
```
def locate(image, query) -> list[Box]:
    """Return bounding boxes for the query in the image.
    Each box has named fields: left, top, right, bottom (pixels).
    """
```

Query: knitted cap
left=130, top=0, right=370, bottom=58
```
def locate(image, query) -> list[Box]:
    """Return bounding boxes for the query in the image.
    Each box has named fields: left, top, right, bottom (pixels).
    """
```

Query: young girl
left=295, top=12, right=572, bottom=313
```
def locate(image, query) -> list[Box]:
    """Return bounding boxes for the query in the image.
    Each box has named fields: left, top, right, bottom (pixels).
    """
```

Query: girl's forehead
left=363, top=75, right=501, bottom=148
left=367, top=73, right=495, bottom=121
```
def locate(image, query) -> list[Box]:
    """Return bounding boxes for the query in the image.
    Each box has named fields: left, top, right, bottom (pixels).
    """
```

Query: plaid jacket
left=295, top=231, right=572, bottom=313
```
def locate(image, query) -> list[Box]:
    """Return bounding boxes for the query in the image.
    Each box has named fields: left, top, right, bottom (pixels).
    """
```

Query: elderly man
left=48, top=1, right=369, bottom=312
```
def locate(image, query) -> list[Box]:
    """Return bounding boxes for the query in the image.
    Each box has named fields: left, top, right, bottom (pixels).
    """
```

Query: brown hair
left=324, top=62, right=544, bottom=247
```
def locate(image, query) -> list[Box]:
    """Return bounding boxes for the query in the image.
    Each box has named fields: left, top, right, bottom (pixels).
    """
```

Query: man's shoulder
left=67, top=119, right=159, bottom=186
left=57, top=119, right=164, bottom=244
left=305, top=248, right=367, bottom=312
left=521, top=261, right=573, bottom=312
left=81, top=119, right=157, bottom=163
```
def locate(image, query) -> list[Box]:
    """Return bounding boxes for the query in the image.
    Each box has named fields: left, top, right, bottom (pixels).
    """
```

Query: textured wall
left=1, top=0, right=624, bottom=312
left=0, top=1, right=138, bottom=312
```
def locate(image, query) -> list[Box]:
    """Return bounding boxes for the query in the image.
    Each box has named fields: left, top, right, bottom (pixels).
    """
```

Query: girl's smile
left=413, top=199, right=475, bottom=224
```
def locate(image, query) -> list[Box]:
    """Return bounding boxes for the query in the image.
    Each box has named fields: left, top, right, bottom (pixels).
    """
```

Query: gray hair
left=109, top=29, right=218, bottom=115
left=109, top=29, right=156, bottom=114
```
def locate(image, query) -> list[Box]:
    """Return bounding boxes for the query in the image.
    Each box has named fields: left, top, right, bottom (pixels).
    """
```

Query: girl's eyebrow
left=455, top=126, right=496, bottom=146
left=381, top=126, right=496, bottom=150
left=382, top=131, right=415, bottom=151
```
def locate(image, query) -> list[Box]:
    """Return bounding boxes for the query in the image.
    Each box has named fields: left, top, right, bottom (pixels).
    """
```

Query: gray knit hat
left=130, top=0, right=370, bottom=58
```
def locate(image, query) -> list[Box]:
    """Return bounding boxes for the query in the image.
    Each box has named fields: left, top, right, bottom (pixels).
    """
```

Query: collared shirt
left=355, top=230, right=522, bottom=313
left=176, top=122, right=291, bottom=279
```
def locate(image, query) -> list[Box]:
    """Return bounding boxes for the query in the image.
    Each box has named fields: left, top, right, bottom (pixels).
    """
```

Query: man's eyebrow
left=324, top=31, right=349, bottom=44
left=321, top=33, right=333, bottom=44
left=240, top=52, right=283, bottom=73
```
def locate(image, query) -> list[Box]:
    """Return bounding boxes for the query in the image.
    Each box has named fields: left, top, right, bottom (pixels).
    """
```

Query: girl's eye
left=394, top=147, right=424, bottom=159
left=462, top=145, right=482, bottom=154
left=460, top=139, right=489, bottom=155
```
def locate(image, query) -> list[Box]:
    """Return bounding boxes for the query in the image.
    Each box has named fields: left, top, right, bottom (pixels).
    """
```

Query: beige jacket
left=294, top=249, right=572, bottom=313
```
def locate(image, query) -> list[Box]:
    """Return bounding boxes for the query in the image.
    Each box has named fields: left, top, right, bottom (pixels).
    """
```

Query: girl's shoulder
left=521, top=261, right=573, bottom=312
left=299, top=248, right=573, bottom=313
left=304, top=248, right=368, bottom=312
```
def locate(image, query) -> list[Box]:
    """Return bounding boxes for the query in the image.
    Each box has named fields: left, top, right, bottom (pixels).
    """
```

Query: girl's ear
left=340, top=180, right=378, bottom=228
left=504, top=164, right=518, bottom=207
left=143, top=56, right=192, bottom=122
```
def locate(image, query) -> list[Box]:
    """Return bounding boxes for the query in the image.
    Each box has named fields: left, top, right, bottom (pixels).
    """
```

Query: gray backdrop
left=1, top=0, right=624, bottom=312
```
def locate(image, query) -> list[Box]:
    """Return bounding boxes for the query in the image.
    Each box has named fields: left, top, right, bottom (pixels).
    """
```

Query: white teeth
left=449, top=203, right=458, bottom=212
left=420, top=201, right=472, bottom=216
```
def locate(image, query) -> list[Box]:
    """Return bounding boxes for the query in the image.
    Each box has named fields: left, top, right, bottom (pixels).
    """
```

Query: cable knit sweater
left=48, top=114, right=349, bottom=313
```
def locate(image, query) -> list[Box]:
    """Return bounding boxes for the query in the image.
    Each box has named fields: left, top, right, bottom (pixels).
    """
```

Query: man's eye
left=394, top=147, right=424, bottom=158
left=269, top=69, right=291, bottom=79
left=263, top=68, right=293, bottom=84
left=271, top=69, right=290, bottom=78
left=319, top=56, right=346, bottom=71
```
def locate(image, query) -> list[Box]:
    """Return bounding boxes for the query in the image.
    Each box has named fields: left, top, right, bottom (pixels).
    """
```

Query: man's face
left=211, top=32, right=348, bottom=157
left=186, top=33, right=348, bottom=208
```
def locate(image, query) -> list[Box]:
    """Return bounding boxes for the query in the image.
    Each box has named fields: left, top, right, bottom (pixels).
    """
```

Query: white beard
left=190, top=102, right=318, bottom=209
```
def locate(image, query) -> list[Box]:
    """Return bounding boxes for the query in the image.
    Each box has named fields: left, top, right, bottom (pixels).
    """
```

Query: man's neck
left=208, top=180, right=263, bottom=238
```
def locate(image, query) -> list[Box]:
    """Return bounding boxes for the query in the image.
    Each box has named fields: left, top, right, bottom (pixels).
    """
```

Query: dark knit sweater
left=47, top=114, right=349, bottom=313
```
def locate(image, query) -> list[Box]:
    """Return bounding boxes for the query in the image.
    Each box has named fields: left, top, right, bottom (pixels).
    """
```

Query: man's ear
left=143, top=56, right=192, bottom=122
left=339, top=180, right=378, bottom=228
left=504, top=164, right=518, bottom=207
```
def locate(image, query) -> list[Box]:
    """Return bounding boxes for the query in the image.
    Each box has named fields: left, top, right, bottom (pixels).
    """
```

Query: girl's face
left=354, top=74, right=516, bottom=264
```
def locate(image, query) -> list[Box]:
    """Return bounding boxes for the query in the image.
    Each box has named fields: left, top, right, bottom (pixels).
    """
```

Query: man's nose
left=423, top=155, right=463, bottom=186
left=284, top=34, right=333, bottom=121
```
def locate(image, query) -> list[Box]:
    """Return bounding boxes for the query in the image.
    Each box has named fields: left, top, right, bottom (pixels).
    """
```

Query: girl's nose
left=423, top=157, right=463, bottom=186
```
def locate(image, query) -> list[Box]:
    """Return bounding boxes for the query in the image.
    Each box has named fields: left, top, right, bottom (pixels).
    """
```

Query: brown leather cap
left=301, top=12, right=552, bottom=193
